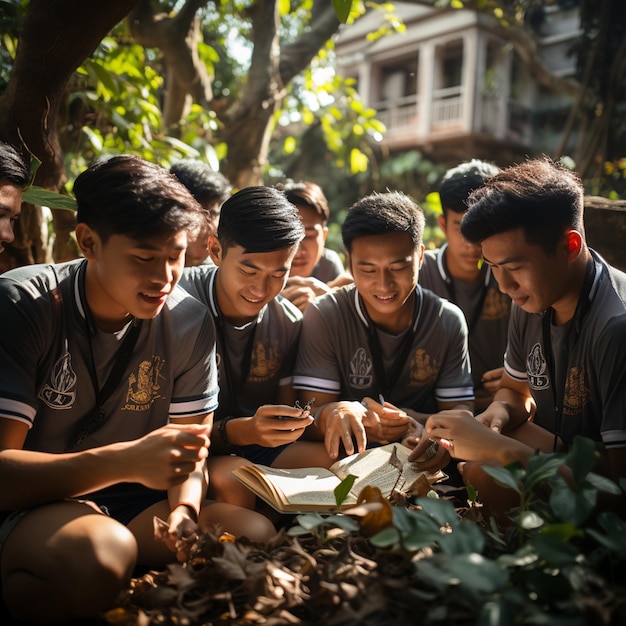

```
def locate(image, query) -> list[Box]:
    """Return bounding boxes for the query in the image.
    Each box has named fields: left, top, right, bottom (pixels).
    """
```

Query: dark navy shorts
left=234, top=443, right=290, bottom=466
left=84, top=483, right=168, bottom=525
left=0, top=483, right=167, bottom=556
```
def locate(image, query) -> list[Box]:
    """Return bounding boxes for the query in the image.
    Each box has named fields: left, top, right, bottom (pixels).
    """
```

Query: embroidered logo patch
left=481, top=287, right=511, bottom=321
left=39, top=350, right=77, bottom=409
left=349, top=347, right=373, bottom=388
left=123, top=357, right=165, bottom=410
left=249, top=340, right=281, bottom=382
left=527, top=343, right=549, bottom=389
left=409, top=348, right=438, bottom=386
left=563, top=365, right=590, bottom=415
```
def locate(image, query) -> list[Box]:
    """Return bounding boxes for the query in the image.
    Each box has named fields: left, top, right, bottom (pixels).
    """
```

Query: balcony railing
left=372, top=86, right=531, bottom=147
left=372, top=94, right=419, bottom=131
left=431, top=86, right=463, bottom=129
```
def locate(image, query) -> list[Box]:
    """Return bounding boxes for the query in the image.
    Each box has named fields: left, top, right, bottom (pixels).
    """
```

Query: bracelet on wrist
left=217, top=416, right=235, bottom=446
left=173, top=502, right=199, bottom=523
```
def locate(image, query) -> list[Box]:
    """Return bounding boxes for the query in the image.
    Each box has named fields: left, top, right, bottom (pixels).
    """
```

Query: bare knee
left=208, top=456, right=258, bottom=509
left=2, top=506, right=137, bottom=622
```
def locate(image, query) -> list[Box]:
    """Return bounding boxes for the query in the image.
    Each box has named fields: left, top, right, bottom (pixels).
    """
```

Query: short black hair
left=0, top=141, right=30, bottom=189
left=341, top=191, right=425, bottom=253
left=170, top=160, right=232, bottom=208
left=439, top=159, right=500, bottom=214
left=279, top=180, right=330, bottom=224
left=73, top=155, right=205, bottom=242
left=217, top=185, right=304, bottom=253
left=461, top=157, right=585, bottom=255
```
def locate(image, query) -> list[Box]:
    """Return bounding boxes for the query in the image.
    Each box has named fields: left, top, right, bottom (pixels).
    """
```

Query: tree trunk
left=220, top=0, right=340, bottom=188
left=0, top=0, right=140, bottom=263
left=128, top=0, right=213, bottom=131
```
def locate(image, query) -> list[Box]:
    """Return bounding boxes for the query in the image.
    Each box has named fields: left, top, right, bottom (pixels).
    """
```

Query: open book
left=231, top=443, right=445, bottom=513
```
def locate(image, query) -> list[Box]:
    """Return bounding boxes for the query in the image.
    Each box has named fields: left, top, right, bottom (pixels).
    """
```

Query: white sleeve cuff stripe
left=435, top=387, right=475, bottom=402
left=292, top=375, right=341, bottom=394
left=169, top=396, right=218, bottom=418
left=602, top=430, right=626, bottom=448
left=0, top=398, right=36, bottom=420
left=504, top=362, right=527, bottom=381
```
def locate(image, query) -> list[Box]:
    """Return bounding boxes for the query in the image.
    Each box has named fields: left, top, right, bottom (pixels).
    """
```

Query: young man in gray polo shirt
left=0, top=156, right=274, bottom=623
left=180, top=186, right=333, bottom=509
left=419, top=159, right=510, bottom=411
left=411, top=158, right=626, bottom=516
left=293, top=191, right=474, bottom=462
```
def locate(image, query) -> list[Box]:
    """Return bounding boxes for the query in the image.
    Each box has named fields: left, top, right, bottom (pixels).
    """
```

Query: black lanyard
left=442, top=251, right=488, bottom=333
left=66, top=315, right=142, bottom=451
left=540, top=257, right=597, bottom=452
left=214, top=316, right=257, bottom=417
left=365, top=290, right=420, bottom=398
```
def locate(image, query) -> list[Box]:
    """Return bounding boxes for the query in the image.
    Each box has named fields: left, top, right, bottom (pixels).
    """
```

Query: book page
left=330, top=443, right=437, bottom=498
left=233, top=464, right=352, bottom=508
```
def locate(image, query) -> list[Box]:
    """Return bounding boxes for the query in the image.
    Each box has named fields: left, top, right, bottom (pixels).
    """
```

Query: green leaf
left=283, top=136, right=297, bottom=154
left=278, top=0, right=290, bottom=17
left=482, top=465, right=522, bottom=494
left=585, top=472, right=622, bottom=495
left=23, top=186, right=77, bottom=211
left=334, top=474, right=357, bottom=507
left=549, top=476, right=596, bottom=526
left=414, top=496, right=460, bottom=526
left=437, top=519, right=486, bottom=555
left=349, top=148, right=369, bottom=173
left=26, top=153, right=41, bottom=189
left=416, top=553, right=507, bottom=596
left=524, top=452, right=564, bottom=492
left=369, top=526, right=401, bottom=548
left=565, top=436, right=599, bottom=484
left=82, top=126, right=103, bottom=152
left=586, top=512, right=626, bottom=556
left=332, top=0, right=353, bottom=24
left=530, top=534, right=580, bottom=567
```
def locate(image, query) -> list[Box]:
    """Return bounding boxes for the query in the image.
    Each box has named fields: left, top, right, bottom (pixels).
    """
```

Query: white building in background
left=334, top=1, right=581, bottom=165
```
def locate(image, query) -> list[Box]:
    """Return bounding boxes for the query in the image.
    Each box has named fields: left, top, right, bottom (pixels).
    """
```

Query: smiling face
left=78, top=224, right=187, bottom=332
left=210, top=239, right=297, bottom=325
left=439, top=210, right=483, bottom=282
left=0, top=182, right=23, bottom=251
left=289, top=205, right=327, bottom=278
left=481, top=227, right=575, bottom=320
left=348, top=231, right=423, bottom=334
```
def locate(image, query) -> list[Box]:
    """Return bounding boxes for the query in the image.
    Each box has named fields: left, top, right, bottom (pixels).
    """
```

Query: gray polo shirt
left=0, top=259, right=218, bottom=453
left=293, top=283, right=473, bottom=413
left=504, top=251, right=626, bottom=449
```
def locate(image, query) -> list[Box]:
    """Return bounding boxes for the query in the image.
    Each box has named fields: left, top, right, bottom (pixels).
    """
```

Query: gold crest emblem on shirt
left=409, top=348, right=438, bottom=386
left=481, top=287, right=511, bottom=321
left=248, top=340, right=281, bottom=382
left=563, top=365, right=590, bottom=415
left=123, top=357, right=165, bottom=410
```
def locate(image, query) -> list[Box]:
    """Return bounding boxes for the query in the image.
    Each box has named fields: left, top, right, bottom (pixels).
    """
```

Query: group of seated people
left=0, top=140, right=624, bottom=623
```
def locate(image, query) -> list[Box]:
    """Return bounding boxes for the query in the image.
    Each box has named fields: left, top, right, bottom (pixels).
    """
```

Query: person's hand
left=404, top=417, right=451, bottom=471
left=321, top=400, right=371, bottom=459
left=245, top=404, right=314, bottom=447
left=124, top=423, right=211, bottom=490
left=361, top=396, right=411, bottom=444
left=154, top=507, right=198, bottom=562
left=166, top=505, right=199, bottom=562
left=281, top=276, right=331, bottom=312
left=416, top=409, right=505, bottom=463
left=480, top=367, right=504, bottom=395
left=474, top=400, right=511, bottom=433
